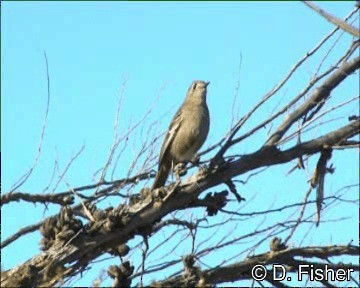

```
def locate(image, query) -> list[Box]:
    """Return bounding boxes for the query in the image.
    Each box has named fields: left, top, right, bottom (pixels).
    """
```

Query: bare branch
left=303, top=1, right=360, bottom=38
left=266, top=56, right=360, bottom=146
left=10, top=52, right=51, bottom=193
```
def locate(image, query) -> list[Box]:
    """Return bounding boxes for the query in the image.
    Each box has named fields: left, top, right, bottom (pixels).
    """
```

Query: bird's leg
left=189, top=155, right=200, bottom=166
left=190, top=155, right=208, bottom=178
left=174, top=163, right=187, bottom=181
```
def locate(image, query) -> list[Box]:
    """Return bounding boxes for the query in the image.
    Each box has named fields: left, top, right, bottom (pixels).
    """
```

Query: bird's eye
left=192, top=83, right=197, bottom=90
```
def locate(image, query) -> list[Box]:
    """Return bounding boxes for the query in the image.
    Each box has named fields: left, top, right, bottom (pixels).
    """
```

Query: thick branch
left=2, top=120, right=358, bottom=287
left=152, top=245, right=359, bottom=286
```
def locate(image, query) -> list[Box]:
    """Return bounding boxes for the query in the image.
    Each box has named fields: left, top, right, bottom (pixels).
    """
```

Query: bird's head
left=186, top=80, right=210, bottom=104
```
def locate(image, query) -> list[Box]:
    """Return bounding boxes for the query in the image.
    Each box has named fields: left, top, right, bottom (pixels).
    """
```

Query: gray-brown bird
left=152, top=80, right=210, bottom=190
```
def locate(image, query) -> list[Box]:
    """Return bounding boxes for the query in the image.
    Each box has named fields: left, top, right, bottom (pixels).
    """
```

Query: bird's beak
left=205, top=81, right=210, bottom=87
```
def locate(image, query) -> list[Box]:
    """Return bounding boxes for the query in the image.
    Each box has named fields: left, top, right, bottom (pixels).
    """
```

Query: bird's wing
left=158, top=109, right=183, bottom=164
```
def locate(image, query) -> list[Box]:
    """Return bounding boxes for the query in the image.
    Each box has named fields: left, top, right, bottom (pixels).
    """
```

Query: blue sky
left=1, top=1, right=359, bottom=286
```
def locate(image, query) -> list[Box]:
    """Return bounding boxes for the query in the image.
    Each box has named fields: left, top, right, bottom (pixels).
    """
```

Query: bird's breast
left=170, top=105, right=209, bottom=163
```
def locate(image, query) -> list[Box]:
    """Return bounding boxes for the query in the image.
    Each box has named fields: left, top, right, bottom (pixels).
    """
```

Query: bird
left=152, top=80, right=210, bottom=190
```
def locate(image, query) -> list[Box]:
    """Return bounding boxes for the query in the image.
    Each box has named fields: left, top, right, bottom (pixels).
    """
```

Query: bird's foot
left=174, top=163, right=187, bottom=180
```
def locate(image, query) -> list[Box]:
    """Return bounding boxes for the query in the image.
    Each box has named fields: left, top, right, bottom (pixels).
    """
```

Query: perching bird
left=152, top=80, right=210, bottom=190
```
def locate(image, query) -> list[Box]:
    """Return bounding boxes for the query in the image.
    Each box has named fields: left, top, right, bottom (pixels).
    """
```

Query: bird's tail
left=152, top=162, right=171, bottom=190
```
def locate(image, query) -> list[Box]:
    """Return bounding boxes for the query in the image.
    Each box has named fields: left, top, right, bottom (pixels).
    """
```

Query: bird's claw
left=174, top=163, right=187, bottom=180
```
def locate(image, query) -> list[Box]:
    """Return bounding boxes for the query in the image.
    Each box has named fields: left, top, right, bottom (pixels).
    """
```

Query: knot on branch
left=152, top=187, right=169, bottom=201
left=108, top=261, right=134, bottom=288
left=270, top=237, right=288, bottom=252
left=182, top=255, right=202, bottom=287
left=86, top=202, right=111, bottom=220
left=40, top=206, right=83, bottom=251
left=1, top=264, right=39, bottom=287
left=204, top=190, right=228, bottom=216
left=108, top=243, right=130, bottom=258
left=129, top=187, right=152, bottom=206
left=84, top=202, right=132, bottom=235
